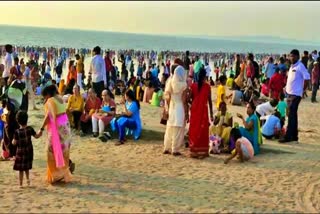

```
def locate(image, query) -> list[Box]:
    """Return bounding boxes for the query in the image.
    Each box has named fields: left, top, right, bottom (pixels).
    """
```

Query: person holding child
left=13, top=110, right=42, bottom=187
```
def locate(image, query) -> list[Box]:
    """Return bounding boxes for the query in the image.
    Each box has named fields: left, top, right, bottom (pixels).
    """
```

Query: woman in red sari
left=80, top=88, right=101, bottom=136
left=189, top=67, right=214, bottom=158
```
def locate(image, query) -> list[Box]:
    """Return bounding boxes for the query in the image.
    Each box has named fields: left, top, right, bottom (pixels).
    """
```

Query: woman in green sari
left=237, top=102, right=262, bottom=155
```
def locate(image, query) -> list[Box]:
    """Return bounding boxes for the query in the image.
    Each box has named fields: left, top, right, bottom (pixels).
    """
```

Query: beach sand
left=0, top=87, right=319, bottom=213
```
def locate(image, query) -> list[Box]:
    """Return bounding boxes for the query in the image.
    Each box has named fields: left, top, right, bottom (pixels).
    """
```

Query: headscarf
left=170, top=65, right=187, bottom=94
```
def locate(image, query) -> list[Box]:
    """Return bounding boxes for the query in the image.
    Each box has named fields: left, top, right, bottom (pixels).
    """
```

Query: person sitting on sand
left=209, top=102, right=233, bottom=153
left=261, top=111, right=282, bottom=139
left=66, top=85, right=84, bottom=135
left=80, top=88, right=101, bottom=136
left=224, top=128, right=254, bottom=164
left=91, top=89, right=116, bottom=142
left=260, top=78, right=270, bottom=98
left=150, top=87, right=164, bottom=107
left=111, top=89, right=142, bottom=146
left=226, top=74, right=234, bottom=89
left=255, top=99, right=278, bottom=120
left=237, top=102, right=263, bottom=155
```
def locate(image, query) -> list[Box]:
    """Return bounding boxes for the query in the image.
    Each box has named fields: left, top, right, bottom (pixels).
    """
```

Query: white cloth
left=286, top=61, right=310, bottom=97
left=163, top=126, right=185, bottom=153
left=89, top=54, right=107, bottom=86
left=205, top=65, right=212, bottom=77
left=165, top=66, right=186, bottom=127
left=77, top=73, right=83, bottom=91
left=3, top=53, right=12, bottom=78
left=256, top=102, right=275, bottom=117
left=92, top=117, right=105, bottom=134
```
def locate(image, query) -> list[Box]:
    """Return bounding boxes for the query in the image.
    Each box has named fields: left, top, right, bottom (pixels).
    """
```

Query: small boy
left=276, top=93, right=287, bottom=127
left=216, top=75, right=228, bottom=109
left=261, top=111, right=282, bottom=139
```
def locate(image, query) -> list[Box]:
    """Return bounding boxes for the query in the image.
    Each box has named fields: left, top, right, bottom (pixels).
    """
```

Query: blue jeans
left=285, top=94, right=301, bottom=140
left=115, top=118, right=136, bottom=141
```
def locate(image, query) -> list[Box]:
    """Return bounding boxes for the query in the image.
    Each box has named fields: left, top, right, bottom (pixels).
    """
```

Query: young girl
left=12, top=110, right=42, bottom=187
left=224, top=128, right=254, bottom=164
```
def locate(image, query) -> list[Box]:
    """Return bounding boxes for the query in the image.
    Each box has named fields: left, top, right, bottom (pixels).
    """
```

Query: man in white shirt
left=88, top=46, right=106, bottom=98
left=2, top=44, right=13, bottom=95
left=205, top=62, right=212, bottom=80
left=279, top=49, right=310, bottom=143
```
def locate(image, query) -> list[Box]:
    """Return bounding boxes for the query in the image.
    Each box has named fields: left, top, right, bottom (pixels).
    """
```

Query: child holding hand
left=12, top=110, right=42, bottom=187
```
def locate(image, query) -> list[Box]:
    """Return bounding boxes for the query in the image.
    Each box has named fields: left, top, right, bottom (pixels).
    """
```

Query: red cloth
left=269, top=72, right=285, bottom=100
left=81, top=97, right=101, bottom=122
left=189, top=82, right=210, bottom=154
left=246, top=62, right=255, bottom=79
left=105, top=56, right=113, bottom=73
left=261, top=83, right=270, bottom=97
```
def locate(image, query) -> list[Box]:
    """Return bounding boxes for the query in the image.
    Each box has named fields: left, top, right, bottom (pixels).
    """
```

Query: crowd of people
left=0, top=42, right=316, bottom=187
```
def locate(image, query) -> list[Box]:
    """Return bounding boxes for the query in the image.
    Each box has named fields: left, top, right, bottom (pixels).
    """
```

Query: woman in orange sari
left=39, top=85, right=73, bottom=184
left=189, top=67, right=214, bottom=158
left=66, top=60, right=76, bottom=85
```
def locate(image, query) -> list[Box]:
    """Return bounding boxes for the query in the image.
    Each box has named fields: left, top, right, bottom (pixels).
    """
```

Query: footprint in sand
left=295, top=178, right=320, bottom=213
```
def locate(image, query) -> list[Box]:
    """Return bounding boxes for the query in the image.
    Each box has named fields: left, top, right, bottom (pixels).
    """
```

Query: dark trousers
left=311, top=83, right=318, bottom=102
left=285, top=94, right=301, bottom=141
left=92, top=81, right=105, bottom=99
left=72, top=111, right=82, bottom=129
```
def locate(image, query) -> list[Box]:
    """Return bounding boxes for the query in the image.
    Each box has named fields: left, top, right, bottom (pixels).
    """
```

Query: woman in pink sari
left=39, top=85, right=73, bottom=184
left=189, top=67, right=214, bottom=158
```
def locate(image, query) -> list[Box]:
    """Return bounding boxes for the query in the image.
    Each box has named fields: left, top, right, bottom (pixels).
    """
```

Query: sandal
left=163, top=150, right=170, bottom=155
left=98, top=135, right=108, bottom=143
left=172, top=152, right=182, bottom=156
left=115, top=141, right=124, bottom=146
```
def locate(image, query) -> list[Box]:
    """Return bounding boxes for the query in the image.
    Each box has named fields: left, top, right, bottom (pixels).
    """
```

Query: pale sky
left=0, top=1, right=318, bottom=42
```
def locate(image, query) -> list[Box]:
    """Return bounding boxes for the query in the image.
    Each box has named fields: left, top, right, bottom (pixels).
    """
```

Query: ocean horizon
left=1, top=24, right=320, bottom=54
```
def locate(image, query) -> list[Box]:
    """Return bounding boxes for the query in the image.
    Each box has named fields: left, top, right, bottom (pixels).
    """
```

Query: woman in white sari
left=163, top=65, right=189, bottom=156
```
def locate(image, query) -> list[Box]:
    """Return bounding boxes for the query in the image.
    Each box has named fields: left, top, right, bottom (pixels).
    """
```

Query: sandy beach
left=0, top=87, right=319, bottom=213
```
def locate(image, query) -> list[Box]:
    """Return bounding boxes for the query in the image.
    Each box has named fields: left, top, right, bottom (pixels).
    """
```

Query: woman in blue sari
left=237, top=102, right=262, bottom=155
left=111, top=89, right=142, bottom=145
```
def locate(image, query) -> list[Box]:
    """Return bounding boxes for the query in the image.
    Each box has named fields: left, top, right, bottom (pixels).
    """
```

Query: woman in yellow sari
left=39, top=84, right=73, bottom=184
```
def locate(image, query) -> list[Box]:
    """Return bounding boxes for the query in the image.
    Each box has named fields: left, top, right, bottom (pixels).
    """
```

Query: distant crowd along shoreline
left=0, top=44, right=283, bottom=63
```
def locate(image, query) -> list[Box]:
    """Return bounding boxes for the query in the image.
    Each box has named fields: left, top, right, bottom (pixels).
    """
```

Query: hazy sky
left=0, top=1, right=318, bottom=41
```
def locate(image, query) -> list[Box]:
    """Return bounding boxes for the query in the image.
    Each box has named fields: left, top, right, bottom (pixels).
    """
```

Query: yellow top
left=226, top=78, right=234, bottom=88
left=216, top=85, right=226, bottom=109
left=66, top=94, right=84, bottom=112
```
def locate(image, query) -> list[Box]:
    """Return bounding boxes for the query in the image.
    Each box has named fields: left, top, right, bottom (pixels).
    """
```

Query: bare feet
left=224, top=159, right=230, bottom=164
